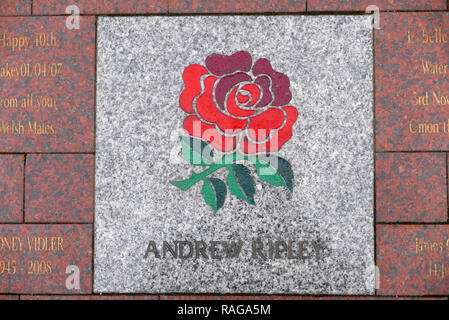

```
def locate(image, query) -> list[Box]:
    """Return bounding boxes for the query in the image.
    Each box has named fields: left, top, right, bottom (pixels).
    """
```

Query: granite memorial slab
left=95, top=16, right=374, bottom=294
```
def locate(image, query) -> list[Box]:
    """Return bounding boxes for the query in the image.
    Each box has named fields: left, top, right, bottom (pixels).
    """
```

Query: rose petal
left=242, top=106, right=298, bottom=154
left=179, top=64, right=209, bottom=114
left=252, top=58, right=292, bottom=106
left=237, top=94, right=250, bottom=104
left=246, top=107, right=285, bottom=142
left=214, top=72, right=251, bottom=109
left=206, top=51, right=252, bottom=76
left=183, top=115, right=237, bottom=152
left=239, top=83, right=261, bottom=108
left=196, top=75, right=248, bottom=132
left=226, top=87, right=256, bottom=118
left=254, top=75, right=273, bottom=108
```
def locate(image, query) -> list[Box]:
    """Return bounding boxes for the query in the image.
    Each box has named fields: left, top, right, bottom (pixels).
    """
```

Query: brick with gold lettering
left=377, top=225, right=449, bottom=295
left=0, top=0, right=30, bottom=15
left=0, top=224, right=92, bottom=294
left=169, top=0, right=305, bottom=13
left=376, top=13, right=449, bottom=151
left=25, top=154, right=94, bottom=223
left=33, top=0, right=167, bottom=14
left=308, top=0, right=446, bottom=11
left=376, top=153, right=447, bottom=222
left=0, top=16, right=94, bottom=152
left=0, top=155, right=23, bottom=223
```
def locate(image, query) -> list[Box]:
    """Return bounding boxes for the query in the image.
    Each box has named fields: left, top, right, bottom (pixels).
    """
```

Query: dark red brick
left=376, top=153, right=447, bottom=222
left=0, top=155, right=23, bottom=223
left=302, top=296, right=445, bottom=300
left=0, top=16, right=95, bottom=152
left=376, top=13, right=449, bottom=151
left=25, top=154, right=94, bottom=223
left=169, top=0, right=306, bottom=13
left=33, top=0, right=167, bottom=14
left=0, top=224, right=92, bottom=294
left=0, top=0, right=31, bottom=15
left=160, top=295, right=444, bottom=300
left=377, top=225, right=449, bottom=295
left=308, top=0, right=446, bottom=11
left=21, top=295, right=159, bottom=300
left=161, top=295, right=304, bottom=300
left=0, top=295, right=18, bottom=300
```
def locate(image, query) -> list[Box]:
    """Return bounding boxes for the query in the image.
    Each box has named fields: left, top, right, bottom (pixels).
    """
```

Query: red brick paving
left=0, top=0, right=448, bottom=300
left=373, top=10, right=449, bottom=296
left=375, top=12, right=449, bottom=151
left=0, top=0, right=31, bottom=16
left=0, top=155, right=24, bottom=223
left=25, top=154, right=94, bottom=223
left=161, top=295, right=447, bottom=300
left=0, top=16, right=95, bottom=152
left=20, top=295, right=159, bottom=300
left=308, top=0, right=447, bottom=11
left=376, top=153, right=447, bottom=222
left=33, top=0, right=167, bottom=14
left=0, top=295, right=19, bottom=300
left=377, top=225, right=449, bottom=296
left=0, top=224, right=92, bottom=294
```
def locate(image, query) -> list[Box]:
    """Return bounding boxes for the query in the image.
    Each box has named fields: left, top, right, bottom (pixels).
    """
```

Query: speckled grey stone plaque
left=95, top=16, right=374, bottom=294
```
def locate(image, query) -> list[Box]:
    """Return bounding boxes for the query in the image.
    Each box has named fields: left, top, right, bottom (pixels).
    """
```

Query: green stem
left=170, top=163, right=226, bottom=191
left=170, top=152, right=253, bottom=191
left=218, top=152, right=246, bottom=164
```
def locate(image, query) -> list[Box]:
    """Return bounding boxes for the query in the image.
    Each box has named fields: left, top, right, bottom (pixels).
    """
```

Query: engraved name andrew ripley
left=144, top=240, right=326, bottom=260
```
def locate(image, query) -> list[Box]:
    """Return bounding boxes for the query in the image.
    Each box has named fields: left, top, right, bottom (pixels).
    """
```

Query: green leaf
left=180, top=136, right=214, bottom=166
left=251, top=156, right=293, bottom=191
left=201, top=178, right=227, bottom=213
left=227, top=164, right=255, bottom=205
left=217, top=152, right=244, bottom=165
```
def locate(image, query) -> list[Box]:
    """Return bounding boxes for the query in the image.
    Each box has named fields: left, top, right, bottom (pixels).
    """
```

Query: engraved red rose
left=179, top=51, right=298, bottom=154
left=171, top=51, right=297, bottom=212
